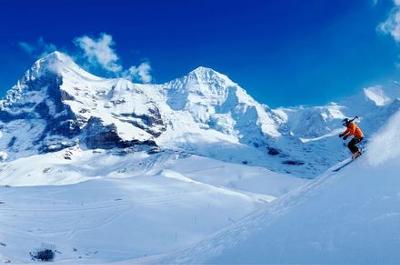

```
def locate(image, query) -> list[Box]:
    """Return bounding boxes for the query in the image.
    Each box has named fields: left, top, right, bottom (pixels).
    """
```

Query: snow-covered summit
left=163, top=66, right=281, bottom=139
left=187, top=66, right=233, bottom=83
left=24, top=51, right=101, bottom=83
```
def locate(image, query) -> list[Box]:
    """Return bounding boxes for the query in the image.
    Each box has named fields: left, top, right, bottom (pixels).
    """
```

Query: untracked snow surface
left=0, top=148, right=306, bottom=264
left=159, top=111, right=400, bottom=264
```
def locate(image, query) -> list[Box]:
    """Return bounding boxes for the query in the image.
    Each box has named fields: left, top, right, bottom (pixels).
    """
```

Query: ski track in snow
left=148, top=160, right=350, bottom=264
left=150, top=114, right=400, bottom=264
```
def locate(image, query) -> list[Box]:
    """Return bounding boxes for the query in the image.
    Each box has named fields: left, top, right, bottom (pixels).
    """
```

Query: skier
left=339, top=116, right=364, bottom=159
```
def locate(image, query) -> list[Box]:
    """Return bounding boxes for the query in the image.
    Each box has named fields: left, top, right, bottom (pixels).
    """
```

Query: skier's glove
left=339, top=133, right=343, bottom=138
left=343, top=135, right=348, bottom=140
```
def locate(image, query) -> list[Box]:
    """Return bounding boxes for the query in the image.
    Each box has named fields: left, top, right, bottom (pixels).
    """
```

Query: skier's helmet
left=342, top=118, right=350, bottom=126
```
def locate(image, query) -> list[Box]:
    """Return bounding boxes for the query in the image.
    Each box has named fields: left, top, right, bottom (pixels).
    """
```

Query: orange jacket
left=342, top=122, right=363, bottom=138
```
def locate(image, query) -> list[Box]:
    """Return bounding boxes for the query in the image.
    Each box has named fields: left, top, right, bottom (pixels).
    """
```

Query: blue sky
left=0, top=0, right=399, bottom=107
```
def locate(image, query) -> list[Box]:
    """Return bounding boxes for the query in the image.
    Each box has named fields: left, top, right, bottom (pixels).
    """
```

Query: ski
left=332, top=150, right=363, bottom=172
left=332, top=159, right=354, bottom=172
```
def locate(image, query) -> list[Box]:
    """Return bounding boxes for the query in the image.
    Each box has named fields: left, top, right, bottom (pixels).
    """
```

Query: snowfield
left=1, top=52, right=400, bottom=264
left=157, top=111, right=400, bottom=265
left=0, top=148, right=306, bottom=264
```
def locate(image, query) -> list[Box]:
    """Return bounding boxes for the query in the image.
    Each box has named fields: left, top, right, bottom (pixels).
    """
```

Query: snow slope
left=161, top=111, right=400, bottom=264
left=0, top=147, right=306, bottom=264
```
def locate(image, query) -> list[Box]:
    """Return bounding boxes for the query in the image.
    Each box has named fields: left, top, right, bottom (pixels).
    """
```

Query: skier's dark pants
left=348, top=137, right=363, bottom=154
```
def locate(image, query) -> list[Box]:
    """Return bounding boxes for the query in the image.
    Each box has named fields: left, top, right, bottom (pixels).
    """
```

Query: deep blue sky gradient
left=0, top=0, right=398, bottom=107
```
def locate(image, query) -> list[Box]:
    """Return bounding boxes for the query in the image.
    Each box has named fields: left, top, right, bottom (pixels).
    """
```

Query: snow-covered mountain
left=1, top=51, right=400, bottom=264
left=1, top=52, right=400, bottom=177
left=0, top=52, right=165, bottom=159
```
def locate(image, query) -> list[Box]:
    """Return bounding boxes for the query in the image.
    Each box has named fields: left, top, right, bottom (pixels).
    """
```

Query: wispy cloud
left=18, top=42, right=35, bottom=54
left=73, top=33, right=122, bottom=72
left=18, top=37, right=57, bottom=58
left=378, top=0, right=400, bottom=42
left=124, top=62, right=152, bottom=83
left=73, top=33, right=152, bottom=83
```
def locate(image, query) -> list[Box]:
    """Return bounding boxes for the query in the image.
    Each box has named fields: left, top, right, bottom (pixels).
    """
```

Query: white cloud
left=124, top=62, right=152, bottom=83
left=18, top=37, right=57, bottom=58
left=379, top=9, right=400, bottom=42
left=379, top=0, right=400, bottom=42
left=74, top=33, right=153, bottom=83
left=74, top=33, right=122, bottom=72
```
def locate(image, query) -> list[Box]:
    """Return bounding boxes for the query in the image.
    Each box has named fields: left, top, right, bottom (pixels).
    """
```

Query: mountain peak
left=35, top=51, right=76, bottom=72
left=186, top=66, right=234, bottom=86
left=188, top=66, right=230, bottom=82
left=190, top=66, right=219, bottom=74
left=25, top=51, right=102, bottom=82
left=42, top=51, right=71, bottom=62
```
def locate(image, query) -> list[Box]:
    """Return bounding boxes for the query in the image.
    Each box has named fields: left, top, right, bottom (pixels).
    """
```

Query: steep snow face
left=162, top=111, right=400, bottom=265
left=275, top=103, right=346, bottom=138
left=366, top=111, right=400, bottom=165
left=163, top=67, right=282, bottom=142
left=0, top=53, right=81, bottom=159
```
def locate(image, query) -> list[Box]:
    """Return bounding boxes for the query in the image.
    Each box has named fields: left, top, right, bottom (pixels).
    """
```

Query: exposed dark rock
left=7, top=136, right=17, bottom=148
left=111, top=98, right=126, bottom=105
left=60, top=90, right=75, bottom=101
left=119, top=106, right=166, bottom=137
left=30, top=248, right=55, bottom=262
left=282, top=160, right=305, bottom=166
left=147, top=147, right=162, bottom=154
left=267, top=147, right=280, bottom=156
left=81, top=117, right=157, bottom=149
left=79, top=108, right=90, bottom=113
